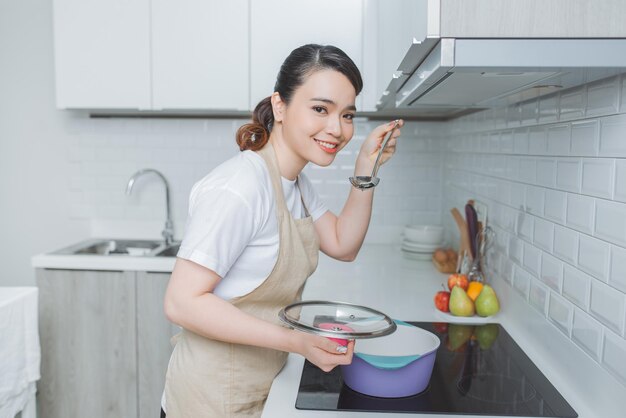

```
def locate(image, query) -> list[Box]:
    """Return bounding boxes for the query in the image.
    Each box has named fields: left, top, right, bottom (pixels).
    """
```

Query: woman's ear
left=270, top=92, right=285, bottom=123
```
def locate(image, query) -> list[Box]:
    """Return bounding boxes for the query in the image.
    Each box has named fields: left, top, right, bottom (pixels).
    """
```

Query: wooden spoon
left=450, top=208, right=472, bottom=264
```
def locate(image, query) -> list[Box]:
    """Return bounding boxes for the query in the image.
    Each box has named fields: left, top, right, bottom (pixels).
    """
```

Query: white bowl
left=403, top=225, right=444, bottom=245
left=401, top=250, right=433, bottom=260
left=401, top=240, right=442, bottom=252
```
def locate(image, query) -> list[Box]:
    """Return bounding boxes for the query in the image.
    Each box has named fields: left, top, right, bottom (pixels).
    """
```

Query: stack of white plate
left=401, top=225, right=444, bottom=260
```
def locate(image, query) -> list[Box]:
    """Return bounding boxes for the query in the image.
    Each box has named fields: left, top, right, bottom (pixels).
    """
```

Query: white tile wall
left=603, top=329, right=626, bottom=385
left=529, top=279, right=549, bottom=315
left=513, top=265, right=531, bottom=300
left=600, top=114, right=626, bottom=157
left=581, top=158, right=614, bottom=199
left=577, top=234, right=610, bottom=281
left=546, top=124, right=570, bottom=155
left=444, top=73, right=626, bottom=388
left=553, top=224, right=579, bottom=264
left=549, top=291, right=574, bottom=337
left=570, top=120, right=599, bottom=156
left=544, top=190, right=567, bottom=224
left=572, top=307, right=603, bottom=361
left=523, top=242, right=541, bottom=277
left=562, top=264, right=591, bottom=310
left=609, top=245, right=626, bottom=293
left=613, top=160, right=626, bottom=202
left=566, top=193, right=595, bottom=234
left=61, top=117, right=444, bottom=242
left=540, top=253, right=563, bottom=292
left=589, top=280, right=626, bottom=335
left=525, top=186, right=545, bottom=215
left=556, top=159, right=581, bottom=192
left=533, top=217, right=554, bottom=252
left=529, top=127, right=547, bottom=154
left=595, top=200, right=626, bottom=247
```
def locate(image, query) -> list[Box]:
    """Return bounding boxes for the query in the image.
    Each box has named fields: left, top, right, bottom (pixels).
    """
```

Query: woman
left=161, top=44, right=403, bottom=417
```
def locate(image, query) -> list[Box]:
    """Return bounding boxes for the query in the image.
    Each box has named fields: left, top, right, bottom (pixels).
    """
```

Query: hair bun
left=236, top=121, right=268, bottom=151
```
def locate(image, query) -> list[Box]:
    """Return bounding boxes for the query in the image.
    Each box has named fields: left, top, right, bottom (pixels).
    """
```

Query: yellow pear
left=449, top=286, right=475, bottom=317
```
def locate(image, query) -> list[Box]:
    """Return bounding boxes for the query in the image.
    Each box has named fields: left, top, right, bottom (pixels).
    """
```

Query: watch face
left=278, top=300, right=397, bottom=340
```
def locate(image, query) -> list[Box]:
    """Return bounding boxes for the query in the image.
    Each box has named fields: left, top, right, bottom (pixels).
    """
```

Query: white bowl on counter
left=403, top=225, right=444, bottom=245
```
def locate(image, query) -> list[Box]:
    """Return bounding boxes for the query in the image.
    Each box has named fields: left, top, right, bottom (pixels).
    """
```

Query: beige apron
left=163, top=142, right=319, bottom=418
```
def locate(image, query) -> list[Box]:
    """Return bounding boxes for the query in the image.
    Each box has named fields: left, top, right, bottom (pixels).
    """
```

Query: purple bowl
left=340, top=322, right=439, bottom=398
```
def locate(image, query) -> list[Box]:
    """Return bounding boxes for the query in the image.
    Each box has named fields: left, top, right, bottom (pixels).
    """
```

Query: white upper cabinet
left=250, top=0, right=365, bottom=111
left=53, top=1, right=369, bottom=112
left=53, top=0, right=248, bottom=111
left=53, top=0, right=151, bottom=109
left=151, top=0, right=249, bottom=111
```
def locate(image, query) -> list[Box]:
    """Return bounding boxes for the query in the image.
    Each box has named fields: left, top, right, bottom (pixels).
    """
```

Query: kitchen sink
left=154, top=244, right=180, bottom=257
left=52, top=239, right=180, bottom=257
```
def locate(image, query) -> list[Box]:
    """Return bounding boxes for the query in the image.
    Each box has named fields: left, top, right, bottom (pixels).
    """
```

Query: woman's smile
left=313, top=138, right=339, bottom=153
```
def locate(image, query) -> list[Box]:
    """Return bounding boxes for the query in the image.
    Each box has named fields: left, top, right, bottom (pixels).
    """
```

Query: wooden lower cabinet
left=36, top=269, right=175, bottom=418
left=136, top=271, right=179, bottom=418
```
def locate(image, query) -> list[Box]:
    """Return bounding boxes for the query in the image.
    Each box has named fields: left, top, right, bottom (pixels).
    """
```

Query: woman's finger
left=317, top=336, right=347, bottom=354
left=374, top=119, right=403, bottom=143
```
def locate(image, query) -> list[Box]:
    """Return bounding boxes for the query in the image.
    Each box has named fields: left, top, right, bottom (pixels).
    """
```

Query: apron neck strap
left=256, top=143, right=289, bottom=213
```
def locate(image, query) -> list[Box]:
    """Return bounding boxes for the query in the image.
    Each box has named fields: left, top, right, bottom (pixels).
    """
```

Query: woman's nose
left=326, top=117, right=342, bottom=137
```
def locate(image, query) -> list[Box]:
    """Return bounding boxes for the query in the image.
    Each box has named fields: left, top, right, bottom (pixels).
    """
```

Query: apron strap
left=295, top=177, right=311, bottom=218
left=257, top=143, right=312, bottom=219
left=256, top=143, right=289, bottom=214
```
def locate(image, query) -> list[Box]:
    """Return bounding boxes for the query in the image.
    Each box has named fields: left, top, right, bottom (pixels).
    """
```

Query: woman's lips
left=314, top=138, right=339, bottom=154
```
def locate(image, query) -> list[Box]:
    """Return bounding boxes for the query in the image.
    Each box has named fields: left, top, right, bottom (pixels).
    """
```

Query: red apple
left=434, top=290, right=451, bottom=312
left=433, top=322, right=449, bottom=334
left=447, top=273, right=469, bottom=291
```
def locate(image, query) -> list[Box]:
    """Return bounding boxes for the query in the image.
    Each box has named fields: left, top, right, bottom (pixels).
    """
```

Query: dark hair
left=236, top=44, right=363, bottom=151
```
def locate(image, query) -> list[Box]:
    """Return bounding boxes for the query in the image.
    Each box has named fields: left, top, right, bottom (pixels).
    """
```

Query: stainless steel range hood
left=383, top=38, right=626, bottom=119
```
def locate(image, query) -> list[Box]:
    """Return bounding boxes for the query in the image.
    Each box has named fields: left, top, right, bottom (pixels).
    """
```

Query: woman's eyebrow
left=310, top=97, right=357, bottom=111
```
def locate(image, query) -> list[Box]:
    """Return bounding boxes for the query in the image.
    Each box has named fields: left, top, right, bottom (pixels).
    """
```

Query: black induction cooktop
left=295, top=322, right=577, bottom=417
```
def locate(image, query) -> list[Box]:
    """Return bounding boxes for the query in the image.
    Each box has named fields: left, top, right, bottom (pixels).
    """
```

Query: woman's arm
left=315, top=120, right=403, bottom=261
left=164, top=257, right=354, bottom=372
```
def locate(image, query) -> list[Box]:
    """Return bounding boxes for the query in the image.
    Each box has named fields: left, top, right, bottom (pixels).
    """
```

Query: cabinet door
left=52, top=0, right=151, bottom=109
left=151, top=0, right=250, bottom=111
left=250, top=0, right=363, bottom=110
left=376, top=0, right=428, bottom=102
left=136, top=272, right=179, bottom=418
left=36, top=269, right=137, bottom=418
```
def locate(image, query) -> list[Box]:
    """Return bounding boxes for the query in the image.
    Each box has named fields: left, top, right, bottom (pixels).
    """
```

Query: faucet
left=125, top=168, right=174, bottom=246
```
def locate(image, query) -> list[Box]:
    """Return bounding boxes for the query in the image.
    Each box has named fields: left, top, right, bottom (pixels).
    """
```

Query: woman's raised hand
left=292, top=330, right=355, bottom=372
left=355, top=119, right=404, bottom=175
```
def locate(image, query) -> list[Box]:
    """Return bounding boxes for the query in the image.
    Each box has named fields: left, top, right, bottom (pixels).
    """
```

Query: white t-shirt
left=177, top=150, right=328, bottom=300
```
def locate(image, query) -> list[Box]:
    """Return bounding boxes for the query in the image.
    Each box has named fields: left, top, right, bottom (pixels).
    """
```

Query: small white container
left=403, top=225, right=444, bottom=245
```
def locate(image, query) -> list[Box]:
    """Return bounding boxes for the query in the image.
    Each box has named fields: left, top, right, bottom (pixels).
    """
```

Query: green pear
left=449, top=286, right=475, bottom=317
left=475, top=285, right=500, bottom=317
left=474, top=324, right=500, bottom=350
left=447, top=324, right=474, bottom=351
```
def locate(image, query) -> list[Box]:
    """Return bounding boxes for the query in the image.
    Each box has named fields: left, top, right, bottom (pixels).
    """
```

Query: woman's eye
left=343, top=113, right=355, bottom=121
left=312, top=106, right=327, bottom=114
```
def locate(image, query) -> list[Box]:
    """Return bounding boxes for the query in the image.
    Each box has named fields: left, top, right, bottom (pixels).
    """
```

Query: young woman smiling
left=161, top=44, right=403, bottom=418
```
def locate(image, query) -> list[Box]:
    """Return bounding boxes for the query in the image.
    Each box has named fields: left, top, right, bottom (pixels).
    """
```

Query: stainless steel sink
left=154, top=244, right=180, bottom=257
left=52, top=239, right=180, bottom=257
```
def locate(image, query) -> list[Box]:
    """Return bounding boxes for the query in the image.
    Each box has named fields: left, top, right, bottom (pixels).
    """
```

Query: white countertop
left=31, top=239, right=176, bottom=271
left=262, top=245, right=626, bottom=418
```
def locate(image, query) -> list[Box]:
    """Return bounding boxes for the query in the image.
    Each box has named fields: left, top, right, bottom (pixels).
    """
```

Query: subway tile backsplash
left=62, top=116, right=443, bottom=243
left=444, top=73, right=626, bottom=387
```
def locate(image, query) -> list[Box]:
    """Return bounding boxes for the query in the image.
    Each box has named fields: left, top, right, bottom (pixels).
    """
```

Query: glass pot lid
left=278, top=300, right=397, bottom=339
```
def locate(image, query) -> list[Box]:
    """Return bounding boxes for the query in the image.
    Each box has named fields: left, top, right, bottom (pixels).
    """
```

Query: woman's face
left=276, top=69, right=357, bottom=167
